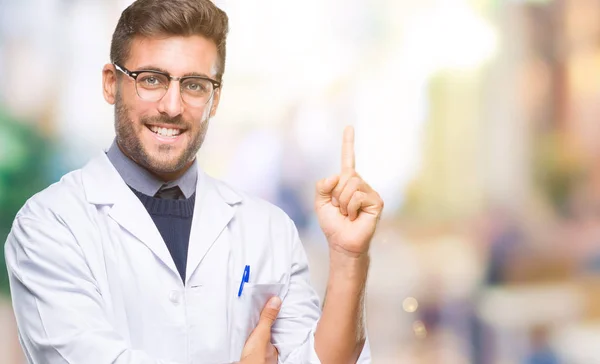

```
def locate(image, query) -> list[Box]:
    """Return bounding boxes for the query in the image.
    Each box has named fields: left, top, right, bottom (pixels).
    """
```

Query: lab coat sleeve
left=5, top=216, right=183, bottom=364
left=272, top=218, right=371, bottom=364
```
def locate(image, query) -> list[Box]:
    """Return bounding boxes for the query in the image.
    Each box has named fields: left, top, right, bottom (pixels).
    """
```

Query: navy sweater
left=131, top=188, right=195, bottom=283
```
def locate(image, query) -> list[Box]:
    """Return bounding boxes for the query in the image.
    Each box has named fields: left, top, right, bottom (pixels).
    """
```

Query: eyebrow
left=135, top=65, right=212, bottom=78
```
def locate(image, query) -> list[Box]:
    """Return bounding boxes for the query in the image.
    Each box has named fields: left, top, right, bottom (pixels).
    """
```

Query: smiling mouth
left=147, top=125, right=184, bottom=137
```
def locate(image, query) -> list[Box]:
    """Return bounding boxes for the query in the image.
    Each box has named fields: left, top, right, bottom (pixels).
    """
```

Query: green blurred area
left=0, top=107, right=54, bottom=296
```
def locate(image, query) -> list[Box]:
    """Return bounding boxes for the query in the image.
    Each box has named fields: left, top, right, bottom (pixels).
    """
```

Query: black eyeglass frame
left=113, top=63, right=221, bottom=105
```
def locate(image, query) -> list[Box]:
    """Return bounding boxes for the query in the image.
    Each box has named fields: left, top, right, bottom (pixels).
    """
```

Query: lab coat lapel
left=185, top=169, right=241, bottom=283
left=81, top=153, right=179, bottom=277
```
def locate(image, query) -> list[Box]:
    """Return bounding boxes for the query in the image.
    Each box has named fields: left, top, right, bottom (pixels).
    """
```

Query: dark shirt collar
left=106, top=139, right=197, bottom=198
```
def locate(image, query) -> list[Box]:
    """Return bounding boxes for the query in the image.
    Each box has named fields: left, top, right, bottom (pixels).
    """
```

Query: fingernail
left=332, top=197, right=339, bottom=207
left=269, top=297, right=281, bottom=309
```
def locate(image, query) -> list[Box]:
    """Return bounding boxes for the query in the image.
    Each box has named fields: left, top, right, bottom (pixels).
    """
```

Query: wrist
left=328, top=251, right=370, bottom=282
left=329, top=247, right=369, bottom=266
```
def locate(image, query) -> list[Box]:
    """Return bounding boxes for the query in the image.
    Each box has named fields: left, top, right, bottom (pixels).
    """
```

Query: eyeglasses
left=114, top=63, right=220, bottom=107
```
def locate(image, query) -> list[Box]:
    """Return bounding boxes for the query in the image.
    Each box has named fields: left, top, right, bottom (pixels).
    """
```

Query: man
left=5, top=1, right=384, bottom=363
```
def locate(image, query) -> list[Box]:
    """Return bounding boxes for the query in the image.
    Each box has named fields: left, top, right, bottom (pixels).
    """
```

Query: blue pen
left=237, top=265, right=250, bottom=297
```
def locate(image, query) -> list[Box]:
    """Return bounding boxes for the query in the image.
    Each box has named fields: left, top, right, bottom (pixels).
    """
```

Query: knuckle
left=343, top=195, right=354, bottom=206
left=332, top=188, right=343, bottom=199
left=315, top=179, right=325, bottom=190
left=342, top=193, right=349, bottom=202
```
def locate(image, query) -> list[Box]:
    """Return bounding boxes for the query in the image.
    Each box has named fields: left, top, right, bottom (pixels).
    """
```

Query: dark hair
left=110, top=0, right=229, bottom=81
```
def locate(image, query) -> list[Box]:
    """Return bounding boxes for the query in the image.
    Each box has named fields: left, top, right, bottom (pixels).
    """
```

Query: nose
left=157, top=81, right=183, bottom=117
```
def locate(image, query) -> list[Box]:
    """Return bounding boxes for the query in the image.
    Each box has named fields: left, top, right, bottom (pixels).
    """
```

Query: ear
left=209, top=87, right=221, bottom=118
left=102, top=63, right=118, bottom=105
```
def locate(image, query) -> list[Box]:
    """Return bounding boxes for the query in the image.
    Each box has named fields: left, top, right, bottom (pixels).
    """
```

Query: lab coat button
left=169, top=290, right=180, bottom=305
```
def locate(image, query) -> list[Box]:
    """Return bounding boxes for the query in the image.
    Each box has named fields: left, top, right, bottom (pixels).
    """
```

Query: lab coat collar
left=81, top=152, right=242, bottom=284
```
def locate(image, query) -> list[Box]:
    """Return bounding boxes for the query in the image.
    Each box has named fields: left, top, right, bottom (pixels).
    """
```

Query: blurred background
left=2, top=0, right=600, bottom=362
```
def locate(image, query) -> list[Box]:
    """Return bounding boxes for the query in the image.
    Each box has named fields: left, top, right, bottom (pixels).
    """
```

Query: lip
left=145, top=125, right=186, bottom=144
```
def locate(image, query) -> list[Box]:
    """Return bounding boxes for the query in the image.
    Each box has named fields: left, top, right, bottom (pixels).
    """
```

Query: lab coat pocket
left=236, top=282, right=284, bottom=332
left=230, top=282, right=285, bottom=359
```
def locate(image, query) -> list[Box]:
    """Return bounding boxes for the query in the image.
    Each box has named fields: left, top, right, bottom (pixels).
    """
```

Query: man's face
left=103, top=35, right=220, bottom=177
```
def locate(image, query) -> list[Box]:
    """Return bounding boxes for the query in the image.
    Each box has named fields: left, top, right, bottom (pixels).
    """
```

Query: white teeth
left=149, top=126, right=181, bottom=137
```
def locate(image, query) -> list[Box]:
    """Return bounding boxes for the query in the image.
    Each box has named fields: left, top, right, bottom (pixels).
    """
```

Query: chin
left=147, top=157, right=189, bottom=174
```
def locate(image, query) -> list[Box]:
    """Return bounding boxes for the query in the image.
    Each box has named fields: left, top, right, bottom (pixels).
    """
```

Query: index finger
left=341, top=125, right=355, bottom=172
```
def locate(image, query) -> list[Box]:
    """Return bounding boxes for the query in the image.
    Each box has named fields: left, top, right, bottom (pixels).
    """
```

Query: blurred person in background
left=523, top=326, right=559, bottom=364
left=3, top=0, right=383, bottom=363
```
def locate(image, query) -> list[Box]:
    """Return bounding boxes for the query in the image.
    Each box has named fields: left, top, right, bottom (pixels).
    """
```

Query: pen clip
left=237, top=265, right=250, bottom=297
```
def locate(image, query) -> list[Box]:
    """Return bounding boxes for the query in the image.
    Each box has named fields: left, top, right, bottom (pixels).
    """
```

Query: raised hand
left=314, top=126, right=384, bottom=258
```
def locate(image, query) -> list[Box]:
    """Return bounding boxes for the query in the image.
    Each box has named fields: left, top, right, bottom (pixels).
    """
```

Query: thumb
left=241, top=297, right=282, bottom=359
left=245, top=296, right=282, bottom=347
left=257, top=296, right=282, bottom=330
left=315, top=175, right=339, bottom=207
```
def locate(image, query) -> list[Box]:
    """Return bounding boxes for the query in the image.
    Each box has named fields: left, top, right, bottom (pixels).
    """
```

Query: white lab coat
left=5, top=152, right=371, bottom=364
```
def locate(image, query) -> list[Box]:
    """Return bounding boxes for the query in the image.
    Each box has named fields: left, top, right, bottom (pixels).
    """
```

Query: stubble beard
left=113, top=93, right=210, bottom=175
